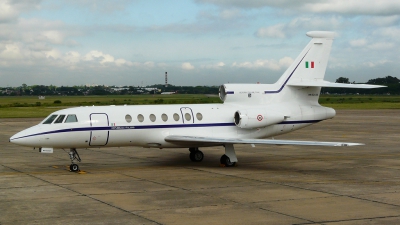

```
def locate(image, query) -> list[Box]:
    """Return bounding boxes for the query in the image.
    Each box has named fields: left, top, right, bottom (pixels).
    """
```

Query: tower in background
left=165, top=72, right=168, bottom=87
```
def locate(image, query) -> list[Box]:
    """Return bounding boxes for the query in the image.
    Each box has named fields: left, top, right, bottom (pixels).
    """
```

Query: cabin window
left=196, top=113, right=203, bottom=121
left=173, top=113, right=180, bottom=121
left=185, top=113, right=191, bottom=121
left=54, top=115, right=66, bottom=123
left=65, top=114, right=78, bottom=123
left=125, top=114, right=132, bottom=123
left=150, top=114, right=156, bottom=122
left=43, top=114, right=58, bottom=124
left=137, top=114, right=144, bottom=122
left=161, top=113, right=168, bottom=122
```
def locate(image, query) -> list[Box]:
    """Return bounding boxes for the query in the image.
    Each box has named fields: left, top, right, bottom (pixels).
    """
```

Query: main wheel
left=70, top=163, right=79, bottom=172
left=189, top=150, right=204, bottom=162
left=220, top=154, right=236, bottom=167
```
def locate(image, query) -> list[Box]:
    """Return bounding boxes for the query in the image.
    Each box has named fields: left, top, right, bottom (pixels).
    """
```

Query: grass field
left=0, top=94, right=399, bottom=118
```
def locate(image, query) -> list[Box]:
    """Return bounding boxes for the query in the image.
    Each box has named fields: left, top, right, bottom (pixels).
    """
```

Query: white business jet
left=10, top=31, right=384, bottom=172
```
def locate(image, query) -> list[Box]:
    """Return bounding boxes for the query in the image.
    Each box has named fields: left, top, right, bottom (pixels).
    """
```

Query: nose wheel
left=68, top=148, right=81, bottom=172
left=70, top=163, right=79, bottom=172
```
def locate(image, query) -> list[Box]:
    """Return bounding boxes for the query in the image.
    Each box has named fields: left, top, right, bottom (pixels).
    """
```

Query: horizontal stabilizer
left=165, top=135, right=363, bottom=147
left=287, top=80, right=386, bottom=89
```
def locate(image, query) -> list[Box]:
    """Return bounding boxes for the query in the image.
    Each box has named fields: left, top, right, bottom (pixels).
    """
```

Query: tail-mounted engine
left=219, top=84, right=268, bottom=103
left=234, top=109, right=284, bottom=129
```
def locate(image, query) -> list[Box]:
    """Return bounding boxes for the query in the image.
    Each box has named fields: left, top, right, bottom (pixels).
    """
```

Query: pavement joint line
left=256, top=206, right=314, bottom=223
left=2, top=194, right=83, bottom=203
left=107, top=167, right=315, bottom=222
left=1, top=164, right=163, bottom=225
left=76, top=146, right=400, bottom=221
left=293, top=214, right=400, bottom=225
left=188, top=167, right=400, bottom=208
left=0, top=183, right=56, bottom=190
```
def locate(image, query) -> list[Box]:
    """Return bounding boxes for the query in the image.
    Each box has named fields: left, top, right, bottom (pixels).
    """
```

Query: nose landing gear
left=68, top=148, right=81, bottom=172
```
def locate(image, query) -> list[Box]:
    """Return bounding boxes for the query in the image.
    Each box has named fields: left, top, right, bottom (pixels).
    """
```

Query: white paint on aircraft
left=10, top=31, right=384, bottom=171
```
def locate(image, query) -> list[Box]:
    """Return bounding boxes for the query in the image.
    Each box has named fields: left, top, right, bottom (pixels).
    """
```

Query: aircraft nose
left=10, top=131, right=28, bottom=145
left=9, top=126, right=42, bottom=147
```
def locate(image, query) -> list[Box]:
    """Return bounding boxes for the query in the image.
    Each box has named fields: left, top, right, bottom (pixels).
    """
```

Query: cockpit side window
left=43, top=114, right=58, bottom=124
left=54, top=115, right=66, bottom=123
left=65, top=114, right=78, bottom=123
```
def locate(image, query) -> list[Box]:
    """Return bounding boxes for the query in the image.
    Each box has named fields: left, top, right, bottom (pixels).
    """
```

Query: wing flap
left=165, top=135, right=363, bottom=147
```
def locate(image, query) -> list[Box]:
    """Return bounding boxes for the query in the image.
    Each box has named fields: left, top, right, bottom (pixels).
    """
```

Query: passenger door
left=89, top=113, right=109, bottom=146
left=180, top=107, right=194, bottom=124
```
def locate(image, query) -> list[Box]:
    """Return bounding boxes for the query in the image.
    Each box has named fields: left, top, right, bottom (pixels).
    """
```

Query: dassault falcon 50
left=10, top=31, right=384, bottom=172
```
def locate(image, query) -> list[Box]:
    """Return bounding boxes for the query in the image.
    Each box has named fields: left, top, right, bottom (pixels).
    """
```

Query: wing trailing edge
left=165, top=135, right=363, bottom=147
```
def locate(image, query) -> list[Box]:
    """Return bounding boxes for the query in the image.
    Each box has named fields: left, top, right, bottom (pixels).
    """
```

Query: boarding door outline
left=180, top=107, right=194, bottom=124
left=89, top=113, right=109, bottom=146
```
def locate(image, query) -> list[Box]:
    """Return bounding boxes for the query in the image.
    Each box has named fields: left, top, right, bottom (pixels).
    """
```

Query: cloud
left=84, top=50, right=114, bottom=64
left=0, top=43, right=23, bottom=59
left=256, top=16, right=341, bottom=38
left=255, top=24, right=286, bottom=38
left=302, top=1, right=400, bottom=16
left=197, top=0, right=400, bottom=16
left=366, top=15, right=400, bottom=26
left=201, top=61, right=225, bottom=69
left=364, top=59, right=391, bottom=68
left=367, top=42, right=395, bottom=50
left=40, top=30, right=65, bottom=44
left=232, top=57, right=293, bottom=70
left=62, top=0, right=135, bottom=13
left=219, top=9, right=242, bottom=20
left=64, top=51, right=81, bottom=64
left=349, top=39, right=367, bottom=47
left=0, top=0, right=41, bottom=23
left=373, top=27, right=400, bottom=40
left=182, top=62, right=195, bottom=70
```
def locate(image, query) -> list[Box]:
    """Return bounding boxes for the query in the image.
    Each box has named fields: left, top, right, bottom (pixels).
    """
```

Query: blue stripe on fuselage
left=10, top=120, right=321, bottom=141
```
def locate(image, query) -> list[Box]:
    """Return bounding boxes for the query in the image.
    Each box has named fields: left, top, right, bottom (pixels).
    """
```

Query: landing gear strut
left=68, top=148, right=81, bottom=172
left=189, top=147, right=204, bottom=162
left=220, top=144, right=237, bottom=167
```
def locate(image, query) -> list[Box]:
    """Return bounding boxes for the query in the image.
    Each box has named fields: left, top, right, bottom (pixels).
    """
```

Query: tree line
left=322, top=76, right=399, bottom=95
left=1, top=76, right=398, bottom=96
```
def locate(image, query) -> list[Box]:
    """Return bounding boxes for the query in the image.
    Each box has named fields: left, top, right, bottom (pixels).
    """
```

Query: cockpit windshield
left=54, top=115, right=66, bottom=123
left=42, top=114, right=78, bottom=124
left=65, top=114, right=78, bottom=123
left=43, top=114, right=58, bottom=124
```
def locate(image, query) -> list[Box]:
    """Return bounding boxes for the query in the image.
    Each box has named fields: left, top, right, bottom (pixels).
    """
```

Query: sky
left=0, top=0, right=399, bottom=87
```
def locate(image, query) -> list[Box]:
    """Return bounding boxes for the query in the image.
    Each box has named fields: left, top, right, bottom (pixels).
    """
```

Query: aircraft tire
left=70, top=163, right=79, bottom=172
left=189, top=150, right=204, bottom=162
left=220, top=155, right=236, bottom=167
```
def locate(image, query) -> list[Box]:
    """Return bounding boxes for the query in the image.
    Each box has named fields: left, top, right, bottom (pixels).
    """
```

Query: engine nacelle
left=219, top=84, right=267, bottom=103
left=234, top=109, right=285, bottom=129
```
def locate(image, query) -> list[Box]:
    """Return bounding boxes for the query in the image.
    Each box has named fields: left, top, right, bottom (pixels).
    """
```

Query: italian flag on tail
left=305, top=61, right=314, bottom=68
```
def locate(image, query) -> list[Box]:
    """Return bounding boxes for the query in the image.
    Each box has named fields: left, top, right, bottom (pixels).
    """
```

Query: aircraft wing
left=164, top=135, right=363, bottom=147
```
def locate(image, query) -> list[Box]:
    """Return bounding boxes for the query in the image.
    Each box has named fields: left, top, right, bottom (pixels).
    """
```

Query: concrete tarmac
left=1, top=110, right=400, bottom=225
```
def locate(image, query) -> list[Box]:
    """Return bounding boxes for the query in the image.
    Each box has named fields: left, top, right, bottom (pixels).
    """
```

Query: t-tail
left=277, top=31, right=335, bottom=89
left=219, top=31, right=385, bottom=105
left=281, top=31, right=384, bottom=104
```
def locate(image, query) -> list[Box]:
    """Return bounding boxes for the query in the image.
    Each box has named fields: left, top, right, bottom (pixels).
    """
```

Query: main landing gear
left=220, top=144, right=237, bottom=167
left=188, top=144, right=238, bottom=167
left=68, top=148, right=81, bottom=172
left=189, top=147, right=204, bottom=162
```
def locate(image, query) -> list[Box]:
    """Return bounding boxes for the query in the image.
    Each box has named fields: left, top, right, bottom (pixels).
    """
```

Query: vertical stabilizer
left=277, top=31, right=335, bottom=86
